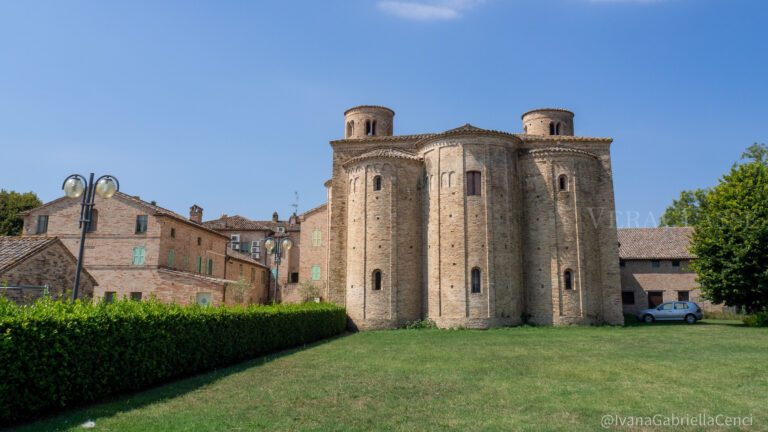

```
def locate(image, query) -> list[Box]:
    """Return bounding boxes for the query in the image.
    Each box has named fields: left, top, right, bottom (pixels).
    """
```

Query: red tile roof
left=618, top=227, right=696, bottom=260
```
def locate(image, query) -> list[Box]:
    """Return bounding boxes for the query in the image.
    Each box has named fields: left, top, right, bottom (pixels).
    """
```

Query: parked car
left=636, top=301, right=703, bottom=324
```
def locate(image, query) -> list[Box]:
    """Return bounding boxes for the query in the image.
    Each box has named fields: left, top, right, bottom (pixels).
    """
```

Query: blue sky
left=1, top=0, right=766, bottom=227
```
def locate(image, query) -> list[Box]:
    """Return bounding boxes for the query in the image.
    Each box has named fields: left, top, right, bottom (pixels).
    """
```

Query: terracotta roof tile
left=0, top=236, right=58, bottom=272
left=618, top=227, right=696, bottom=260
left=202, top=215, right=299, bottom=232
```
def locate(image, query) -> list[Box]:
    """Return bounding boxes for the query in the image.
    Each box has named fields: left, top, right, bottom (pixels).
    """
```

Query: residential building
left=618, top=227, right=726, bottom=314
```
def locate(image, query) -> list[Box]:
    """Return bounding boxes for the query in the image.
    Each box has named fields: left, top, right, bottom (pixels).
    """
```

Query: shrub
left=405, top=318, right=437, bottom=330
left=743, top=312, right=768, bottom=327
left=703, top=309, right=746, bottom=320
left=0, top=296, right=346, bottom=424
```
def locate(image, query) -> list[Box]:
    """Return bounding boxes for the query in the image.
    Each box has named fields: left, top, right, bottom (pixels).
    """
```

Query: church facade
left=318, top=105, right=624, bottom=329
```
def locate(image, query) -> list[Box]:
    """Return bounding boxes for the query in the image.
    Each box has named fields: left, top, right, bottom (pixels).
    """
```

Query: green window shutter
left=184, top=255, right=189, bottom=271
left=311, top=266, right=321, bottom=281
left=168, top=250, right=175, bottom=268
left=196, top=256, right=202, bottom=273
left=132, top=246, right=146, bottom=266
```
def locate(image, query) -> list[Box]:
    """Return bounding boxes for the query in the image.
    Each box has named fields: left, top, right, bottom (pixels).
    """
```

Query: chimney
left=272, top=212, right=279, bottom=222
left=189, top=205, right=203, bottom=223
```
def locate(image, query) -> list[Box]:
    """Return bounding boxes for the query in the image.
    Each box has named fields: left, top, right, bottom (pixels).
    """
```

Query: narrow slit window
left=558, top=175, right=567, bottom=191
left=564, top=270, right=573, bottom=290
left=466, top=171, right=481, bottom=196
left=471, top=268, right=481, bottom=293
left=373, top=175, right=382, bottom=191
left=373, top=270, right=382, bottom=291
left=549, top=122, right=555, bottom=135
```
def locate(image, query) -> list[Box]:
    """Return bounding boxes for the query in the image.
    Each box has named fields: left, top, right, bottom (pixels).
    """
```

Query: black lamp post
left=263, top=234, right=293, bottom=303
left=62, top=173, right=119, bottom=301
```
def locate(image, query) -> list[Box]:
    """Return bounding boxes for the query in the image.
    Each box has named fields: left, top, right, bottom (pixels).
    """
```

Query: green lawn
left=14, top=321, right=767, bottom=432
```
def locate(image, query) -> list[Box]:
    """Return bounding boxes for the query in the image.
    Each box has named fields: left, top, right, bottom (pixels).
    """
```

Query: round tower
left=344, top=106, right=395, bottom=139
left=522, top=108, right=574, bottom=136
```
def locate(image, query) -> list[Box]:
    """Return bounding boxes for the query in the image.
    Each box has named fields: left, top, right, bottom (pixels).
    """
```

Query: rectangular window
left=277, top=227, right=284, bottom=233
left=135, top=215, right=148, bottom=234
left=130, top=292, right=142, bottom=301
left=196, top=256, right=203, bottom=273
left=168, top=250, right=175, bottom=268
left=671, top=260, right=681, bottom=267
left=651, top=260, right=661, bottom=268
left=678, top=291, right=690, bottom=301
left=621, top=291, right=635, bottom=305
left=620, top=260, right=626, bottom=268
left=239, top=264, right=244, bottom=278
left=241, top=241, right=251, bottom=253
left=290, top=272, right=299, bottom=283
left=312, top=230, right=322, bottom=247
left=262, top=270, right=267, bottom=284
left=251, top=268, right=256, bottom=283
left=197, top=237, right=202, bottom=246
left=311, top=265, right=321, bottom=281
left=132, top=246, right=146, bottom=266
left=466, top=171, right=481, bottom=196
left=36, top=215, right=49, bottom=234
left=170, top=227, right=175, bottom=238
left=206, top=258, right=214, bottom=275
left=104, top=292, right=116, bottom=303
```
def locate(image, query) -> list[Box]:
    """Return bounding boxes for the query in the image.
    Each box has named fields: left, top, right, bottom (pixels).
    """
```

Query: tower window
left=372, top=270, right=382, bottom=291
left=365, top=120, right=374, bottom=136
left=466, top=171, right=481, bottom=196
left=373, top=175, right=382, bottom=191
left=558, top=175, right=568, bottom=191
left=564, top=270, right=573, bottom=290
left=346, top=121, right=353, bottom=137
left=549, top=122, right=555, bottom=135
left=371, top=120, right=377, bottom=136
left=555, top=122, right=561, bottom=135
left=471, top=268, right=481, bottom=293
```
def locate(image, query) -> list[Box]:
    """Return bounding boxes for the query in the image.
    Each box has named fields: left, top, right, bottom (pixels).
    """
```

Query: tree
left=297, top=279, right=324, bottom=303
left=689, top=162, right=768, bottom=313
left=740, top=142, right=768, bottom=166
left=0, top=190, right=42, bottom=236
left=659, top=188, right=709, bottom=227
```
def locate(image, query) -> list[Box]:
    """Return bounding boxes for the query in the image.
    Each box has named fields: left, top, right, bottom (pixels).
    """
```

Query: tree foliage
left=689, top=162, right=768, bottom=313
left=740, top=142, right=768, bottom=166
left=0, top=189, right=42, bottom=236
left=659, top=188, right=709, bottom=227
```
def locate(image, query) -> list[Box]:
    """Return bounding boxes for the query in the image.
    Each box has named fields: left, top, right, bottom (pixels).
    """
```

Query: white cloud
left=378, top=0, right=485, bottom=21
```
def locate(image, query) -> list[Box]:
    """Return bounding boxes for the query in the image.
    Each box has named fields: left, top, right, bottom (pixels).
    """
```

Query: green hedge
left=0, top=296, right=346, bottom=424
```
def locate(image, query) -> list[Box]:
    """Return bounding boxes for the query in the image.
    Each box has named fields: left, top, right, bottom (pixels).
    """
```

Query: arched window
left=554, top=122, right=561, bottom=135
left=371, top=120, right=377, bottom=136
left=373, top=175, right=382, bottom=191
left=564, top=269, right=573, bottom=290
left=466, top=171, right=481, bottom=196
left=87, top=209, right=98, bottom=232
left=558, top=174, right=567, bottom=191
left=373, top=270, right=382, bottom=291
left=549, top=122, right=555, bottom=135
left=471, top=268, right=481, bottom=293
left=346, top=121, right=353, bottom=137
left=365, top=120, right=373, bottom=136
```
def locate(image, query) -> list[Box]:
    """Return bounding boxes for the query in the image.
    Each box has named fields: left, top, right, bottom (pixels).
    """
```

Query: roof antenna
left=291, top=191, right=299, bottom=215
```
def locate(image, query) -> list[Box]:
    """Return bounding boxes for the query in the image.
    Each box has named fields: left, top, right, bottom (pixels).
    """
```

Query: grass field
left=14, top=321, right=767, bottom=431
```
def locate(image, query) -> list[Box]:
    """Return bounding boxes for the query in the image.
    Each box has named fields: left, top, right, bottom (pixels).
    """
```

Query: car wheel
left=685, top=314, right=697, bottom=324
left=643, top=314, right=654, bottom=323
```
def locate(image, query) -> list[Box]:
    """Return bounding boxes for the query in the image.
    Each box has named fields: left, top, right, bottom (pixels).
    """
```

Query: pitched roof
left=225, top=248, right=269, bottom=269
left=202, top=215, right=299, bottom=232
left=342, top=147, right=422, bottom=167
left=617, top=227, right=696, bottom=260
left=18, top=192, right=229, bottom=239
left=0, top=236, right=59, bottom=272
left=299, top=203, right=327, bottom=219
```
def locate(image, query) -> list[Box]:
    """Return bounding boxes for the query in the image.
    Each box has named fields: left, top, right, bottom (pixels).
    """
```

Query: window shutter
left=168, top=250, right=175, bottom=268
left=311, top=266, right=321, bottom=281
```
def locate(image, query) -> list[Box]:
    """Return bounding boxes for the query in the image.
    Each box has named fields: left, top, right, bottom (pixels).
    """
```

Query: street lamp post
left=62, top=173, right=119, bottom=301
left=263, top=235, right=293, bottom=303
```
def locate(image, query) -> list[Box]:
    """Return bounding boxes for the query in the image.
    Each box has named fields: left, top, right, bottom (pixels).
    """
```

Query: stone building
left=19, top=193, right=269, bottom=306
left=0, top=236, right=97, bottom=304
left=618, top=227, right=726, bottom=314
left=318, top=105, right=624, bottom=329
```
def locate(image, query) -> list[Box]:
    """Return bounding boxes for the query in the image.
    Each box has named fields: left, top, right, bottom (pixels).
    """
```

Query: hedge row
left=743, top=311, right=768, bottom=327
left=0, top=296, right=347, bottom=424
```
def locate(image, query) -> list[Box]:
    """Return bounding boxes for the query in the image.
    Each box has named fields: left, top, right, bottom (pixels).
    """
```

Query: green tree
left=689, top=162, right=768, bottom=313
left=739, top=142, right=768, bottom=166
left=0, top=190, right=42, bottom=236
left=659, top=188, right=709, bottom=227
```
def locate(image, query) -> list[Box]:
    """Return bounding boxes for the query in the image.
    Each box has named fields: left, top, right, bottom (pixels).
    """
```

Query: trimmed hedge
left=0, top=296, right=346, bottom=424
